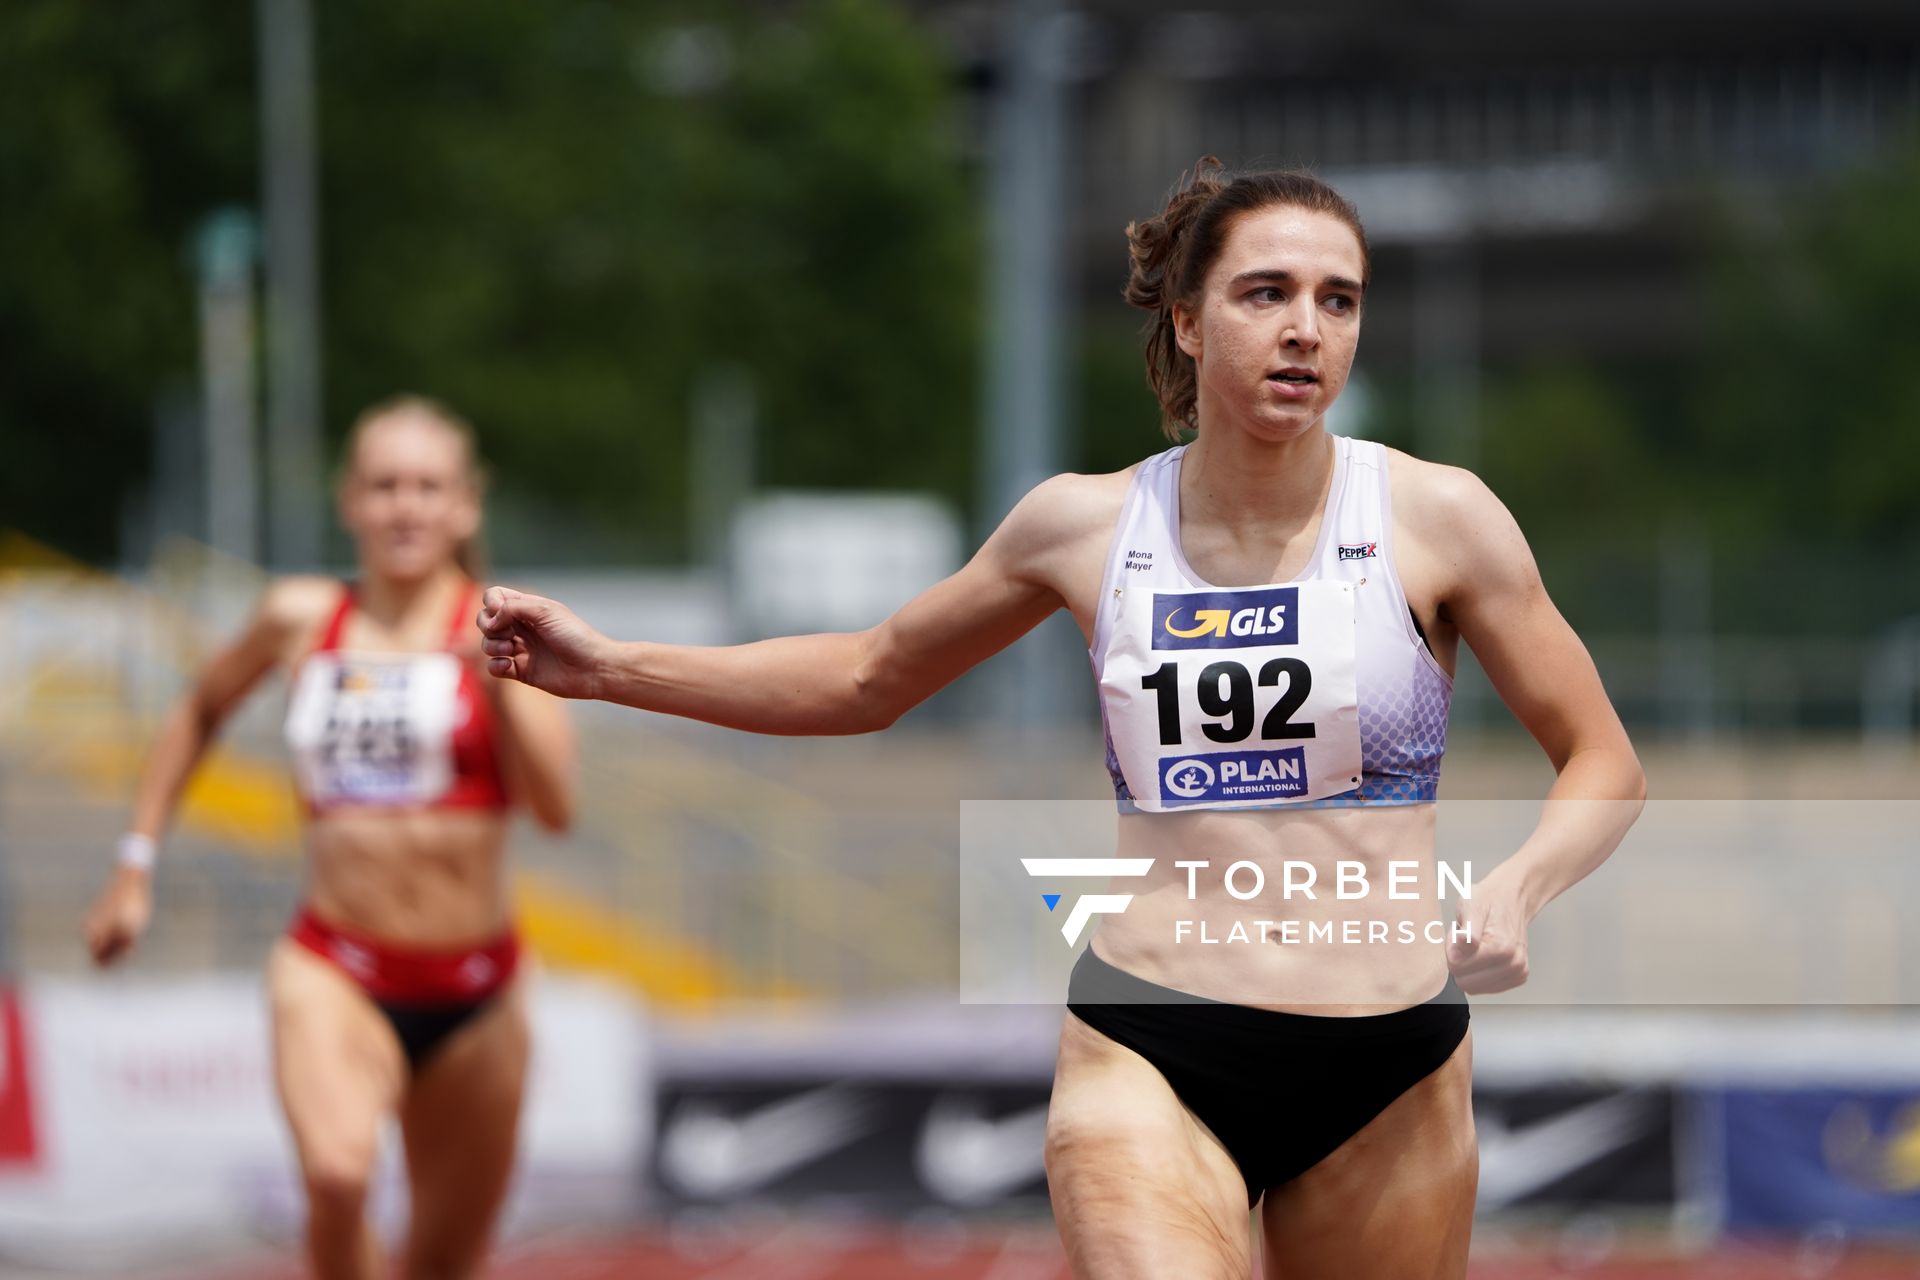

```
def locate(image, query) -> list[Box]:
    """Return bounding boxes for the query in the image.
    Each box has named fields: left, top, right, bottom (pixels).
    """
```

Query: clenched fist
left=84, top=866, right=153, bottom=967
left=476, top=586, right=611, bottom=701
left=1446, top=875, right=1532, bottom=995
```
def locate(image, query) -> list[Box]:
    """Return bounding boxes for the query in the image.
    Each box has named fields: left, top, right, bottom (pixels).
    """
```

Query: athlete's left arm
left=1423, top=468, right=1646, bottom=993
left=488, top=677, right=577, bottom=834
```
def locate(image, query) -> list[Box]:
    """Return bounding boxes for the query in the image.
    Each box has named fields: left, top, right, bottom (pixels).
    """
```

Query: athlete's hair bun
left=1122, top=157, right=1370, bottom=440
left=1123, top=156, right=1230, bottom=318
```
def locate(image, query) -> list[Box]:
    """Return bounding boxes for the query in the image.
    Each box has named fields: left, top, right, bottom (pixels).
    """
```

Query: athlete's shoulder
left=1379, top=445, right=1511, bottom=533
left=996, top=466, right=1139, bottom=548
left=256, top=575, right=346, bottom=639
left=1378, top=445, right=1533, bottom=584
left=982, top=466, right=1143, bottom=594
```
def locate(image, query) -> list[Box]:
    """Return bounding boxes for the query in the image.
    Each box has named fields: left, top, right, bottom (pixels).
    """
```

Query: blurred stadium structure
left=4, top=0, right=1920, bottom=1275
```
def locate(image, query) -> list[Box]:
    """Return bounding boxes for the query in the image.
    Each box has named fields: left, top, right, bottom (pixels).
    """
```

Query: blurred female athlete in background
left=474, top=159, right=1643, bottom=1277
left=84, top=396, right=575, bottom=1280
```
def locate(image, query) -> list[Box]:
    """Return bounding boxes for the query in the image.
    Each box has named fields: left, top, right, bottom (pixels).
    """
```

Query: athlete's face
left=338, top=414, right=479, bottom=583
left=1172, top=205, right=1365, bottom=440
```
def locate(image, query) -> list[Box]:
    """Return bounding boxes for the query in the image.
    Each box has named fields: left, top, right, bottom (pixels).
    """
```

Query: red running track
left=200, top=1225, right=1920, bottom=1280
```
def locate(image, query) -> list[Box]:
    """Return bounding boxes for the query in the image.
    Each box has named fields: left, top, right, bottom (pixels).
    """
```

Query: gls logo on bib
left=1152, top=587, right=1298, bottom=651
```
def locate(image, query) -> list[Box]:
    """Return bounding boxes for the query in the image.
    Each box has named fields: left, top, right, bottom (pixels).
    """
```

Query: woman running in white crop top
left=474, top=159, right=1645, bottom=1278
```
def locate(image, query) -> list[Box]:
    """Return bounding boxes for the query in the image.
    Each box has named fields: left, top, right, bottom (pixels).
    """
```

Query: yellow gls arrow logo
left=1164, top=609, right=1231, bottom=638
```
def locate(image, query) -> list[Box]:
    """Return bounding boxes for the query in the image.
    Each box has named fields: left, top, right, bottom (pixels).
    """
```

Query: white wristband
left=116, top=833, right=157, bottom=871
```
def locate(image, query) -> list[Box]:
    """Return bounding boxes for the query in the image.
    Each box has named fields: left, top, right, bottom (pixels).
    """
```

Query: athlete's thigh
left=1258, top=1028, right=1477, bottom=1280
left=396, top=972, right=532, bottom=1277
left=267, top=939, right=408, bottom=1186
left=1046, top=1011, right=1253, bottom=1280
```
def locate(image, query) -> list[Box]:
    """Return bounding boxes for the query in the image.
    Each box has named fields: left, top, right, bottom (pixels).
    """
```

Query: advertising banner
left=1715, top=1087, right=1920, bottom=1235
left=0, top=975, right=649, bottom=1267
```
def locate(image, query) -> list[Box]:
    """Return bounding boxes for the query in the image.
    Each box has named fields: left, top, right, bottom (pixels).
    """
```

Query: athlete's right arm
left=84, top=577, right=332, bottom=966
left=480, top=474, right=1108, bottom=734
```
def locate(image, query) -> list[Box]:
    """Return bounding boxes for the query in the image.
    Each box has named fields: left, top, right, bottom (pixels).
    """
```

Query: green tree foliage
left=1476, top=363, right=1665, bottom=549
left=1692, top=148, right=1920, bottom=549
left=1075, top=316, right=1166, bottom=475
left=0, top=0, right=977, bottom=564
left=0, top=2, right=255, bottom=560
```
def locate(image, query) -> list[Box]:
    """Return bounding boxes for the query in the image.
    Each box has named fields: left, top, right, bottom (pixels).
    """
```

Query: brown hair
left=339, top=393, right=491, bottom=579
left=1123, top=156, right=1371, bottom=439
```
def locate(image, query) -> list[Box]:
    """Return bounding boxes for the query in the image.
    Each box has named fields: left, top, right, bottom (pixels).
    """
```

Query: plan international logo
left=1160, top=747, right=1308, bottom=807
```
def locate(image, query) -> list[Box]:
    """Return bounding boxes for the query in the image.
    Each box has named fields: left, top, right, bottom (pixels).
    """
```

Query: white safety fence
left=0, top=975, right=650, bottom=1274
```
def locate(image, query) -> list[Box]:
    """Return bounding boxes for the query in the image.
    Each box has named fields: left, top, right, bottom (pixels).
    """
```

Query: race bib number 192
left=1105, top=580, right=1362, bottom=810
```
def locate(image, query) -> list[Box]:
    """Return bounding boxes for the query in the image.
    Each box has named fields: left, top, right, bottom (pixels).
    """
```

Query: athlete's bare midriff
left=304, top=809, right=512, bottom=946
left=276, top=576, right=516, bottom=948
left=1044, top=442, right=1459, bottom=1014
left=1098, top=805, right=1449, bottom=1012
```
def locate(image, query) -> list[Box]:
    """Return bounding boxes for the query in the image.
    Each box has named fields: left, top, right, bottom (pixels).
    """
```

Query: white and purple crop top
left=1089, top=434, right=1451, bottom=813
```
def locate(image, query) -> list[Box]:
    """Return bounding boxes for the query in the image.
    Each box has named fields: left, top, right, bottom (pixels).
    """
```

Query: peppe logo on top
left=1159, top=747, right=1309, bottom=807
left=1152, top=587, right=1298, bottom=650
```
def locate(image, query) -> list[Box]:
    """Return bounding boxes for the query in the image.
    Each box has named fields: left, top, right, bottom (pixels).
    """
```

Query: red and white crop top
left=283, top=583, right=509, bottom=812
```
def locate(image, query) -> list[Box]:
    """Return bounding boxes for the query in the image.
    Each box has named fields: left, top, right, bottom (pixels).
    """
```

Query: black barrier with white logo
left=652, top=1080, right=1052, bottom=1211
left=1473, top=1085, right=1677, bottom=1212
left=647, top=1073, right=1676, bottom=1215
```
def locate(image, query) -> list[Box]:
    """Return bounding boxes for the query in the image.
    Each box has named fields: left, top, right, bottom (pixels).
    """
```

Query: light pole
left=257, top=0, right=324, bottom=569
